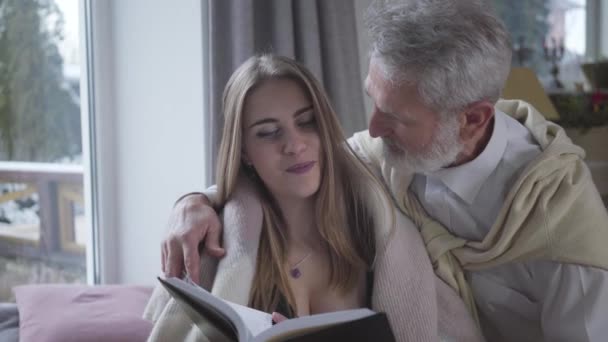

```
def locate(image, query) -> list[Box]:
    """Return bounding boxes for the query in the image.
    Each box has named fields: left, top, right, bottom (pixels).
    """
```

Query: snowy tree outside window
left=0, top=0, right=88, bottom=302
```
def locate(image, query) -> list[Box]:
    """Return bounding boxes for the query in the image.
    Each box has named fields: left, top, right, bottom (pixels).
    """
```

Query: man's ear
left=459, top=101, right=494, bottom=141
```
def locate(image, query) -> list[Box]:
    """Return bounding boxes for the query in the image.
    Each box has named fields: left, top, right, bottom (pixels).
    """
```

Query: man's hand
left=161, top=193, right=225, bottom=284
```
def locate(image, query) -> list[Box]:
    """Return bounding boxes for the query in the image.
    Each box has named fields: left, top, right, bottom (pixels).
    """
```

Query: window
left=0, top=0, right=93, bottom=301
left=493, top=0, right=590, bottom=91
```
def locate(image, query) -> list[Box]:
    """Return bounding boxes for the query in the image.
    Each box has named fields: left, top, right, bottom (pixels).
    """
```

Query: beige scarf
left=351, top=99, right=608, bottom=325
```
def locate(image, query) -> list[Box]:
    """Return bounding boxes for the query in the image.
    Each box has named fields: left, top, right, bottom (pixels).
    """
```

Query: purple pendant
left=290, top=268, right=301, bottom=278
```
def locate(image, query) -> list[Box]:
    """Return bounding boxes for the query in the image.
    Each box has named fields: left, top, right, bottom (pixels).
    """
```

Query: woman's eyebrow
left=293, top=105, right=313, bottom=118
left=249, top=105, right=313, bottom=128
left=249, top=118, right=278, bottom=128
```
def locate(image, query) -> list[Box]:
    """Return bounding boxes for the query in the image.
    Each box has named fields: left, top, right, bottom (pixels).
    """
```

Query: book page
left=253, top=308, right=376, bottom=342
left=225, top=301, right=272, bottom=337
left=160, top=277, right=270, bottom=341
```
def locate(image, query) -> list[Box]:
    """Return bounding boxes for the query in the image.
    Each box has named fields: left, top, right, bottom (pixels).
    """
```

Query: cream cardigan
left=143, top=174, right=483, bottom=341
left=349, top=99, right=608, bottom=324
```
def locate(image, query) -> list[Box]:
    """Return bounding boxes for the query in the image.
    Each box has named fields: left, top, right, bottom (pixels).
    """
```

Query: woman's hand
left=271, top=312, right=289, bottom=324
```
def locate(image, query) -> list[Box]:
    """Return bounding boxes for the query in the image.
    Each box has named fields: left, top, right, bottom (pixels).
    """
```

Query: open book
left=158, top=277, right=396, bottom=342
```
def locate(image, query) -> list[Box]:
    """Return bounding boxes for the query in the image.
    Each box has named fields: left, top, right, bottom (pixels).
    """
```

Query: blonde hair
left=216, top=55, right=389, bottom=314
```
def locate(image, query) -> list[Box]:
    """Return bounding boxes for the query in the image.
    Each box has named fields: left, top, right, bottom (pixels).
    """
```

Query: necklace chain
left=290, top=251, right=312, bottom=269
left=289, top=251, right=312, bottom=279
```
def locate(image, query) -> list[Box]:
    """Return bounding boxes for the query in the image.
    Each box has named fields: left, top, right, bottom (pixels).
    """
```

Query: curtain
left=205, top=0, right=367, bottom=182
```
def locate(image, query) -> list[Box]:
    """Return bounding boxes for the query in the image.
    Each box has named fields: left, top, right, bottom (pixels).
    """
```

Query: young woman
left=217, top=54, right=381, bottom=319
left=144, top=55, right=482, bottom=342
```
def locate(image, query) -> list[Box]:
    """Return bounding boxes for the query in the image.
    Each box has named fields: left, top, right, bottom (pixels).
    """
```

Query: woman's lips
left=286, top=161, right=316, bottom=174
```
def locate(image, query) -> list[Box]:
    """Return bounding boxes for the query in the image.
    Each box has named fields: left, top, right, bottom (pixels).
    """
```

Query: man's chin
left=382, top=147, right=417, bottom=172
left=382, top=147, right=454, bottom=174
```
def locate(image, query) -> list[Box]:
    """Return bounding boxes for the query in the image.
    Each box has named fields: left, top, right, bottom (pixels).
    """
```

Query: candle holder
left=544, top=37, right=565, bottom=89
left=514, top=36, right=534, bottom=67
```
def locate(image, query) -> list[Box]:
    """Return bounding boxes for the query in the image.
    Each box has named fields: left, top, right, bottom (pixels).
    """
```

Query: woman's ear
left=241, top=152, right=251, bottom=166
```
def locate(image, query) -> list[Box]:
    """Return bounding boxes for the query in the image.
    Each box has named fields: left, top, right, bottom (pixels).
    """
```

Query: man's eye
left=382, top=111, right=396, bottom=119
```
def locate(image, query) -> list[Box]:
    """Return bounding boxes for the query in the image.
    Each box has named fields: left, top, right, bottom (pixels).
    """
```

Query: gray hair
left=365, top=0, right=512, bottom=114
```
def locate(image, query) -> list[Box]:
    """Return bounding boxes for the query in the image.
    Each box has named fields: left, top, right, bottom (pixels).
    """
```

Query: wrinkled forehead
left=365, top=60, right=418, bottom=115
left=365, top=64, right=393, bottom=110
left=366, top=60, right=441, bottom=123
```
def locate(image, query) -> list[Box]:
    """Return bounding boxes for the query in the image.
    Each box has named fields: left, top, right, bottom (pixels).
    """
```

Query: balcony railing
left=0, top=161, right=85, bottom=267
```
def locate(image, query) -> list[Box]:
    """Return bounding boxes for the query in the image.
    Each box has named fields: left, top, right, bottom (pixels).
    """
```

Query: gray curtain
left=205, top=0, right=367, bottom=182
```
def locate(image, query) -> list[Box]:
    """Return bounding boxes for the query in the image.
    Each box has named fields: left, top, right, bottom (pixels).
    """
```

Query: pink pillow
left=14, top=284, right=153, bottom=342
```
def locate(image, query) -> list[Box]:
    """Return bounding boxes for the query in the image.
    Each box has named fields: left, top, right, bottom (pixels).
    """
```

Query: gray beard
left=382, top=118, right=464, bottom=174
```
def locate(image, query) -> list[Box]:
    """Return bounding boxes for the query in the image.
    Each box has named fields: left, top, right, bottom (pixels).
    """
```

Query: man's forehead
left=366, top=72, right=431, bottom=123
left=365, top=71, right=399, bottom=113
left=365, top=70, right=384, bottom=98
left=363, top=76, right=370, bottom=93
left=366, top=63, right=381, bottom=89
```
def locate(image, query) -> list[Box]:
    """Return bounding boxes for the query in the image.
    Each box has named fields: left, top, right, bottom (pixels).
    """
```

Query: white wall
left=601, top=0, right=608, bottom=57
left=91, top=0, right=206, bottom=285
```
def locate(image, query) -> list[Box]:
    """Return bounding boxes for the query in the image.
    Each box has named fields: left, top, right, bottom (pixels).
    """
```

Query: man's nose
left=368, top=108, right=391, bottom=138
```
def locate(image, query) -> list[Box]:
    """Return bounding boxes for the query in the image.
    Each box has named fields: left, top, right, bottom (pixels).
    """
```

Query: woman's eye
left=257, top=129, right=280, bottom=138
left=298, top=117, right=316, bottom=127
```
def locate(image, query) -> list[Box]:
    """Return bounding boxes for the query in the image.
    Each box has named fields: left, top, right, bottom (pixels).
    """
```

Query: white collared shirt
left=410, top=111, right=608, bottom=342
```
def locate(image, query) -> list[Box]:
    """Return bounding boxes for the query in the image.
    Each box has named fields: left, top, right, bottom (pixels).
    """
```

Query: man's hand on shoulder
left=161, top=193, right=224, bottom=285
